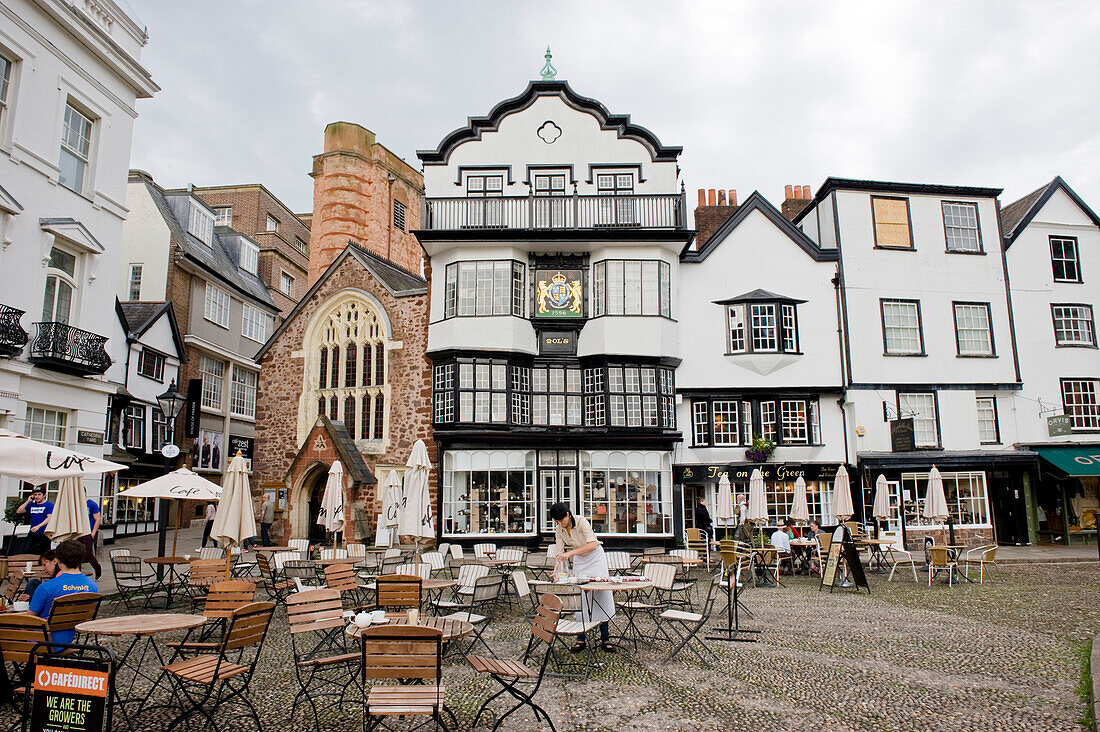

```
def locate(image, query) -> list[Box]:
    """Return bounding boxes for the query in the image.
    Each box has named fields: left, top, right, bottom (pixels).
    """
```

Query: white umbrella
left=872, top=474, right=891, bottom=521
left=789, top=476, right=810, bottom=524
left=715, top=473, right=735, bottom=526
left=317, top=460, right=346, bottom=543
left=379, top=470, right=402, bottom=547
left=745, top=468, right=768, bottom=525
left=398, top=439, right=434, bottom=543
left=212, top=454, right=257, bottom=556
left=923, top=465, right=954, bottom=544
left=0, top=428, right=126, bottom=484
left=121, top=468, right=222, bottom=556
left=831, top=465, right=854, bottom=522
left=44, top=476, right=91, bottom=544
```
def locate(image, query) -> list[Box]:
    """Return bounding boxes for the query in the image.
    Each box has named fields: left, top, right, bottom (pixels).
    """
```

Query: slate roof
left=115, top=300, right=187, bottom=360
left=118, top=301, right=164, bottom=331
left=255, top=242, right=427, bottom=361
left=713, top=288, right=805, bottom=305
left=138, top=176, right=276, bottom=310
left=284, top=416, right=377, bottom=486
left=1000, top=176, right=1100, bottom=248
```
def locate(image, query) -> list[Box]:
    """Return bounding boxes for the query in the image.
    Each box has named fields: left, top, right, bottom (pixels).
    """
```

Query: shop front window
left=902, top=471, right=990, bottom=527
left=442, top=450, right=535, bottom=536
left=581, top=451, right=672, bottom=535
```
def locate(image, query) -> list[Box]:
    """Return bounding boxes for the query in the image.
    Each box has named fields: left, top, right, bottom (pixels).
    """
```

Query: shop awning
left=1033, top=446, right=1100, bottom=476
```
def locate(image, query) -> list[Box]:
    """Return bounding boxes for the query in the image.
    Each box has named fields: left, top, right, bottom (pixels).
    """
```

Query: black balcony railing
left=29, top=321, right=111, bottom=375
left=423, top=193, right=686, bottom=231
left=0, top=304, right=28, bottom=357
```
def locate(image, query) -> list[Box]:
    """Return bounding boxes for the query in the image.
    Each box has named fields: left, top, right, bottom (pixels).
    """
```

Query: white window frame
left=953, top=302, right=993, bottom=356
left=444, top=261, right=524, bottom=318
left=904, top=471, right=990, bottom=528
left=42, top=246, right=78, bottom=324
left=199, top=356, right=225, bottom=410
left=0, top=52, right=12, bottom=133
left=241, top=303, right=267, bottom=343
left=1061, top=379, right=1100, bottom=431
left=127, top=263, right=142, bottom=301
left=780, top=400, right=809, bottom=444
left=239, top=239, right=259, bottom=275
left=898, top=392, right=939, bottom=447
left=59, top=101, right=93, bottom=194
left=881, top=300, right=923, bottom=355
left=123, top=404, right=145, bottom=450
left=188, top=201, right=214, bottom=245
left=1050, top=237, right=1081, bottom=283
left=942, top=201, right=982, bottom=252
left=592, top=260, right=670, bottom=317
left=266, top=214, right=279, bottom=232
left=213, top=206, right=233, bottom=227
left=727, top=305, right=745, bottom=353
left=1052, top=304, right=1096, bottom=347
left=711, top=400, right=740, bottom=446
left=976, top=397, right=999, bottom=444
left=279, top=271, right=294, bottom=297
left=204, top=283, right=231, bottom=328
left=25, top=406, right=68, bottom=447
left=230, top=367, right=257, bottom=418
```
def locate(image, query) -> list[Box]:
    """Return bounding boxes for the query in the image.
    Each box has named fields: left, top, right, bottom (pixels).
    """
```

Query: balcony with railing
left=0, top=304, right=28, bottom=357
left=28, top=321, right=112, bottom=376
left=422, top=192, right=687, bottom=232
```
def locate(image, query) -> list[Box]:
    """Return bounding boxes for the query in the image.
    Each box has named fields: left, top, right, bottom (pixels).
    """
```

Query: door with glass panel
left=42, top=247, right=77, bottom=324
left=539, top=450, right=577, bottom=533
left=533, top=174, right=566, bottom=229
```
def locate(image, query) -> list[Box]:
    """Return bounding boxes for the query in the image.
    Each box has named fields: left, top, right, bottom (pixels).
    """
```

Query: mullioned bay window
left=444, top=261, right=525, bottom=318
left=591, top=260, right=671, bottom=317
left=691, top=396, right=821, bottom=447
left=719, top=290, right=803, bottom=355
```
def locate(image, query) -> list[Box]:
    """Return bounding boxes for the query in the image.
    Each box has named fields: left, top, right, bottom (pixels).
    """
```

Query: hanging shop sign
left=675, top=463, right=841, bottom=483
left=184, top=379, right=202, bottom=439
left=534, top=270, right=584, bottom=318
left=228, top=435, right=254, bottom=471
left=1047, top=415, right=1073, bottom=437
left=891, top=418, right=915, bottom=452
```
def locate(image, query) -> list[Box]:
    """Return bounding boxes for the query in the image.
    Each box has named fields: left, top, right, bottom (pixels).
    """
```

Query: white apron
left=574, top=544, right=615, bottom=624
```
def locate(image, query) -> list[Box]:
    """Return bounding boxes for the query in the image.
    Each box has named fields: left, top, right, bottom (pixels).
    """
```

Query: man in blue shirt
left=28, top=539, right=97, bottom=647
left=81, top=493, right=102, bottom=580
left=17, top=486, right=54, bottom=555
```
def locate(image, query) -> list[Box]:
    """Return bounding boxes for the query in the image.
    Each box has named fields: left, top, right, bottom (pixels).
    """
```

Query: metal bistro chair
left=927, top=546, right=958, bottom=587
left=964, top=544, right=999, bottom=583
left=285, top=559, right=324, bottom=593
left=288, top=538, right=310, bottom=558
left=157, top=602, right=276, bottom=732
left=604, top=551, right=632, bottom=577
left=360, top=624, right=453, bottom=732
left=885, top=540, right=921, bottom=583
left=199, top=547, right=226, bottom=560
left=685, top=528, right=712, bottom=568
left=466, top=593, right=563, bottom=732
left=655, top=574, right=723, bottom=667
left=110, top=555, right=159, bottom=610
left=287, top=589, right=360, bottom=732
left=395, top=563, right=433, bottom=581
left=473, top=543, right=497, bottom=559
left=436, top=574, right=506, bottom=656
left=255, top=551, right=295, bottom=605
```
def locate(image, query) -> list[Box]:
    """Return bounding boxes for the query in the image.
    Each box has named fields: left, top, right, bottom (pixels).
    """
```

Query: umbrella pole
left=171, top=501, right=182, bottom=557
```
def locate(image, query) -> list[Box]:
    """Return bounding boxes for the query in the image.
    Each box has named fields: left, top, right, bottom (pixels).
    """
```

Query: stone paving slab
left=2, top=560, right=1095, bottom=732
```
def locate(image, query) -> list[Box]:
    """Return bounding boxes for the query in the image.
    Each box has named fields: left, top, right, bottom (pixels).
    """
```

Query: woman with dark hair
left=549, top=502, right=615, bottom=652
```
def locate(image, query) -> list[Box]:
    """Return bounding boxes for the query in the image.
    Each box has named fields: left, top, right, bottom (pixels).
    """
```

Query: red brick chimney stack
left=693, top=187, right=740, bottom=250
left=781, top=183, right=813, bottom=221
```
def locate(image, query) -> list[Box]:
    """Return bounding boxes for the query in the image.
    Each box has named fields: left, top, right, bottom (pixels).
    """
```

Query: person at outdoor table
left=770, top=521, right=792, bottom=553
left=806, top=520, right=824, bottom=538
left=17, top=486, right=54, bottom=555
left=549, top=502, right=615, bottom=653
left=27, top=539, right=97, bottom=647
left=735, top=494, right=747, bottom=524
left=694, top=496, right=713, bottom=538
left=18, top=549, right=59, bottom=601
left=201, top=502, right=217, bottom=549
left=82, top=489, right=102, bottom=579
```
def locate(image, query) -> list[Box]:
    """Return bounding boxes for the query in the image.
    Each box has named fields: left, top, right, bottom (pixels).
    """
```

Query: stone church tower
left=252, top=122, right=434, bottom=545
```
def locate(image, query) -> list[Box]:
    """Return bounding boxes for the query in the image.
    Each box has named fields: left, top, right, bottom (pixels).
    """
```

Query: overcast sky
left=128, top=1, right=1100, bottom=217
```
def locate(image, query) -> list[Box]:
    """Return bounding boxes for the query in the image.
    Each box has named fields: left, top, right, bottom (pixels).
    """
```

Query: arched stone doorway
left=307, top=470, right=331, bottom=545
left=291, top=462, right=329, bottom=542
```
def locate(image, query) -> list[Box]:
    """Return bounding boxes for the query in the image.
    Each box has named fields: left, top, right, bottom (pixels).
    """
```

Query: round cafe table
left=77, top=613, right=207, bottom=717
left=345, top=614, right=473, bottom=643
left=531, top=578, right=653, bottom=651
left=144, top=557, right=190, bottom=606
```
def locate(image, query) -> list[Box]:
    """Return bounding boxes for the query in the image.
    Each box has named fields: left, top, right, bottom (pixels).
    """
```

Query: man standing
left=259, top=494, right=275, bottom=546
left=28, top=538, right=97, bottom=647
left=16, top=487, right=54, bottom=555
left=81, top=491, right=102, bottom=580
left=200, top=502, right=217, bottom=549
left=694, top=496, right=713, bottom=539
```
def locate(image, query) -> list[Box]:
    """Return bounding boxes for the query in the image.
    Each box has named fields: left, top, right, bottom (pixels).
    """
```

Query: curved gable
left=417, top=80, right=682, bottom=165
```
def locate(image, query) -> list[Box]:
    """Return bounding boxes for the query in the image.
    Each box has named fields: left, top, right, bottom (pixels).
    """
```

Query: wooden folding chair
left=157, top=602, right=276, bottom=732
left=323, top=563, right=370, bottom=606
left=287, top=589, right=360, bottom=732
left=0, top=613, right=50, bottom=718
left=169, top=580, right=257, bottom=656
left=46, top=591, right=102, bottom=644
left=361, top=624, right=453, bottom=732
left=187, top=558, right=229, bottom=606
left=467, top=593, right=562, bottom=731
left=372, top=574, right=422, bottom=611
left=530, top=584, right=600, bottom=680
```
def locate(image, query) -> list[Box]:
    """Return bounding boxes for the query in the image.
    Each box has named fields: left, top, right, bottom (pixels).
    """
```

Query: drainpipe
left=386, top=174, right=396, bottom=261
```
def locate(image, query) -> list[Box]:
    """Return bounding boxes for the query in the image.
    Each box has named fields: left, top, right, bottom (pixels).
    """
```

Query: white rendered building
left=0, top=0, right=156, bottom=541
left=417, top=70, right=688, bottom=545
left=1001, top=177, right=1100, bottom=545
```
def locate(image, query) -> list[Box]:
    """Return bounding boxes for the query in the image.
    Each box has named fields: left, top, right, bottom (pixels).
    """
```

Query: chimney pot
left=802, top=185, right=811, bottom=199
left=717, top=190, right=726, bottom=206
left=784, top=185, right=794, bottom=200
left=697, top=189, right=706, bottom=206
left=729, top=189, right=737, bottom=207
left=708, top=189, right=717, bottom=206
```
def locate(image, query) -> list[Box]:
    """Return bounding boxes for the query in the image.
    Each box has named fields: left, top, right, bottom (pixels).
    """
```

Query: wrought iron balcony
left=0, top=304, right=28, bottom=357
left=422, top=193, right=687, bottom=231
left=29, top=321, right=111, bottom=376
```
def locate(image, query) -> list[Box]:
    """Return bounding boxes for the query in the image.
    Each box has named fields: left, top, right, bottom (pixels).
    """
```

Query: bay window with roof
left=723, top=293, right=802, bottom=355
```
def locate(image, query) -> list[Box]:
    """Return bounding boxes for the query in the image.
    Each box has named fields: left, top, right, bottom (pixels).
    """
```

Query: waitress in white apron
left=550, top=502, right=615, bottom=652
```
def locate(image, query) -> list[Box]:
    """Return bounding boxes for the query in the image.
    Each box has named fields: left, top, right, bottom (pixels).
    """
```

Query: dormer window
left=188, top=202, right=214, bottom=245
left=720, top=290, right=803, bottom=355
left=239, top=239, right=259, bottom=275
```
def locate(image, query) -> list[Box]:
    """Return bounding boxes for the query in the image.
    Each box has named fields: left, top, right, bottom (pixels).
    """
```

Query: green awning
left=1034, top=446, right=1100, bottom=476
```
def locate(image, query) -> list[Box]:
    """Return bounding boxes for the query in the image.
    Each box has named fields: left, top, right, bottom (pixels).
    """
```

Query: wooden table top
left=531, top=578, right=653, bottom=592
left=640, top=556, right=702, bottom=565
left=346, top=614, right=473, bottom=641
left=145, top=556, right=190, bottom=566
left=317, top=557, right=360, bottom=566
left=77, top=613, right=206, bottom=637
left=422, top=578, right=456, bottom=590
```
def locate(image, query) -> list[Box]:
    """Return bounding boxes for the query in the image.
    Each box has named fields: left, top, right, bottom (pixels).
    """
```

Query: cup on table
left=12, top=601, right=30, bottom=612
left=407, top=609, right=419, bottom=625
left=370, top=609, right=387, bottom=623
left=25, top=561, right=33, bottom=573
left=184, top=554, right=191, bottom=561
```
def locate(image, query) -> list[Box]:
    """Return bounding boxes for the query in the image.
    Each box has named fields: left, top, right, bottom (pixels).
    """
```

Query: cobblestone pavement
left=3, top=562, right=1096, bottom=731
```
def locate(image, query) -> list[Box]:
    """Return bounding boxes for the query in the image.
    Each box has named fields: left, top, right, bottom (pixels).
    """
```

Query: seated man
left=18, top=549, right=59, bottom=601
left=28, top=539, right=97, bottom=647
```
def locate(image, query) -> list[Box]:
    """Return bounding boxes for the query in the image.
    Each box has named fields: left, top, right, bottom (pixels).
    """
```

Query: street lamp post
left=155, top=380, right=186, bottom=566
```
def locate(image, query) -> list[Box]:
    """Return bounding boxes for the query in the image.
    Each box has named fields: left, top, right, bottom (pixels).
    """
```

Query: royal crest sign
left=535, top=269, right=583, bottom=318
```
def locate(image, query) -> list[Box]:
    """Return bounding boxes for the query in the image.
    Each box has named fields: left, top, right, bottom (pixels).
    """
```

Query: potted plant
left=745, top=435, right=776, bottom=463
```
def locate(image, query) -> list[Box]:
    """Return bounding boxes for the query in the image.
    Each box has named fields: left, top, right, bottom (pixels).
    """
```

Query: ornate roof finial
left=540, top=45, right=557, bottom=81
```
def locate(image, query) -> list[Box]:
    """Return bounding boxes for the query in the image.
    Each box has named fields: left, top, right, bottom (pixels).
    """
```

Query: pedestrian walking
left=201, top=502, right=217, bottom=548
left=259, top=494, right=275, bottom=546
left=80, top=490, right=103, bottom=579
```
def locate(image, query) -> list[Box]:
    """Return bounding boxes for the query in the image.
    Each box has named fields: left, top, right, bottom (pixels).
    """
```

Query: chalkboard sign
left=819, top=526, right=870, bottom=594
left=30, top=655, right=112, bottom=732
left=891, top=418, right=915, bottom=452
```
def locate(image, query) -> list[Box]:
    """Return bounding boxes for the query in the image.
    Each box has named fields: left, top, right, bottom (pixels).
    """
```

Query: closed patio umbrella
left=121, top=468, right=222, bottom=557
left=831, top=465, right=854, bottom=523
left=0, top=428, right=126, bottom=485
left=715, top=473, right=735, bottom=536
left=789, top=476, right=810, bottom=525
left=746, top=468, right=768, bottom=525
left=872, top=474, right=891, bottom=524
left=398, top=439, right=434, bottom=547
left=317, top=460, right=346, bottom=545
left=44, top=476, right=91, bottom=544
left=379, top=470, right=402, bottom=547
left=923, top=465, right=954, bottom=544
left=211, top=454, right=257, bottom=576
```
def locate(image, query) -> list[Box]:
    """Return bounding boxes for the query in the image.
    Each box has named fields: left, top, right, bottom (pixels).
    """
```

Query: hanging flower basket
left=745, top=435, right=776, bottom=463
